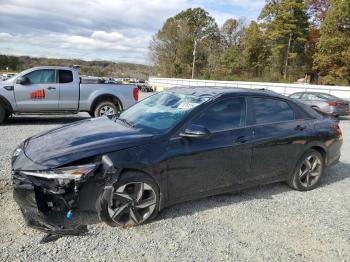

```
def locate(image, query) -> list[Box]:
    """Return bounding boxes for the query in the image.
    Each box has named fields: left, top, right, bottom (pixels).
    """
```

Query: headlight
left=21, top=164, right=97, bottom=181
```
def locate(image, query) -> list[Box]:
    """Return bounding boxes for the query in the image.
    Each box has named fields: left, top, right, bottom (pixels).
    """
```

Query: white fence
left=149, top=77, right=350, bottom=99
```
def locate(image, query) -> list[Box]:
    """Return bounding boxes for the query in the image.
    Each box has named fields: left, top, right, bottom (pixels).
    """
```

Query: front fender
left=0, top=82, right=17, bottom=112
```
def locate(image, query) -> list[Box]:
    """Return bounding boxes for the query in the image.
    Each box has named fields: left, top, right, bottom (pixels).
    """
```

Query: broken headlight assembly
left=21, top=164, right=98, bottom=184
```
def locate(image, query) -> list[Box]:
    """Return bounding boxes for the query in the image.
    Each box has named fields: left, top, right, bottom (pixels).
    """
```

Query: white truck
left=0, top=66, right=139, bottom=123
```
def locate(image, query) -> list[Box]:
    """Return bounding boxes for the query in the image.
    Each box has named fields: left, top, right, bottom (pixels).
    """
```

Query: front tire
left=93, top=101, right=120, bottom=118
left=0, top=105, right=6, bottom=124
left=287, top=149, right=324, bottom=191
left=98, top=172, right=160, bottom=227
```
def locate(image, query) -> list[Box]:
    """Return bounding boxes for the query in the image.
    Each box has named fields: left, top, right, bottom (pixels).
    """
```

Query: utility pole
left=191, top=39, right=198, bottom=79
left=283, top=33, right=293, bottom=80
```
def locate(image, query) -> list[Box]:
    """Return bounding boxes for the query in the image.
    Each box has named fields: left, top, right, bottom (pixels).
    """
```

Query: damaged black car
left=12, top=87, right=343, bottom=234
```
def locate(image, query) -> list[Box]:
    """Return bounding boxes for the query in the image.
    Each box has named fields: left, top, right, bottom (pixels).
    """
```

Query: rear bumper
left=331, top=108, right=350, bottom=116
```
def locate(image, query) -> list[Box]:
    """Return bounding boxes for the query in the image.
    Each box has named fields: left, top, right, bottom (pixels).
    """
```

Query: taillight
left=133, top=87, right=139, bottom=101
left=330, top=124, right=342, bottom=136
left=328, top=101, right=339, bottom=106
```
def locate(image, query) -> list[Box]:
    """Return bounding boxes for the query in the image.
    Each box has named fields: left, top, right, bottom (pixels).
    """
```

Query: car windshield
left=119, top=92, right=209, bottom=134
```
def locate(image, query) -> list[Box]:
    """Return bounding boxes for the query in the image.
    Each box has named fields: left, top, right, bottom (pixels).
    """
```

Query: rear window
left=253, top=97, right=295, bottom=124
left=59, top=70, right=73, bottom=83
left=318, top=93, right=338, bottom=100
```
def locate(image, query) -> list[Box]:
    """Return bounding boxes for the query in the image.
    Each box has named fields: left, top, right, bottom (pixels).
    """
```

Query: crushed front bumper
left=12, top=171, right=89, bottom=235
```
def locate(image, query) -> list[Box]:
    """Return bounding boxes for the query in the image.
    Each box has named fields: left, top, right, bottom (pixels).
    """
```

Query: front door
left=166, top=97, right=253, bottom=202
left=14, top=69, right=59, bottom=112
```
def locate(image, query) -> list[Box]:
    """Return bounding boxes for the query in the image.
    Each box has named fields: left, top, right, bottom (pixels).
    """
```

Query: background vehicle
left=0, top=66, right=139, bottom=123
left=12, top=87, right=342, bottom=233
left=129, top=80, right=153, bottom=92
left=0, top=73, right=17, bottom=81
left=289, top=92, right=350, bottom=116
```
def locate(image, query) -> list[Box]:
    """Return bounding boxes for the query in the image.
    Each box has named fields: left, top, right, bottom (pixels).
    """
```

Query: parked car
left=289, top=92, right=350, bottom=116
left=0, top=66, right=139, bottom=123
left=1, top=73, right=17, bottom=81
left=12, top=87, right=342, bottom=234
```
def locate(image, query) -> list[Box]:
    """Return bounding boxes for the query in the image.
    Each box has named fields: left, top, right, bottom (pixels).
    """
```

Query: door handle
left=46, top=86, right=56, bottom=90
left=295, top=125, right=307, bottom=131
left=235, top=136, right=248, bottom=143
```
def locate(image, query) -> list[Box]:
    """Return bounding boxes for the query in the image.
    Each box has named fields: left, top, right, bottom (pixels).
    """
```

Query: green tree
left=220, top=18, right=246, bottom=47
left=259, top=0, right=309, bottom=80
left=241, top=21, right=270, bottom=77
left=218, top=45, right=242, bottom=78
left=150, top=17, right=180, bottom=77
left=150, top=8, right=219, bottom=78
left=313, top=0, right=350, bottom=84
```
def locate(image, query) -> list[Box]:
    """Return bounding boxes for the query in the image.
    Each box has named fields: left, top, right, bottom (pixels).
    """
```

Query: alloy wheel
left=99, top=105, right=116, bottom=116
left=298, top=154, right=322, bottom=188
left=107, top=182, right=157, bottom=226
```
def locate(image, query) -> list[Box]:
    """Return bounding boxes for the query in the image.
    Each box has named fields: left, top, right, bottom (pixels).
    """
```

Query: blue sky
left=0, top=0, right=265, bottom=64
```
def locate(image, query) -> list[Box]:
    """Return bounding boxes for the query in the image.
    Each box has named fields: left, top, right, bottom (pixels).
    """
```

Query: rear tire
left=287, top=149, right=324, bottom=191
left=98, top=172, right=160, bottom=227
left=93, top=101, right=120, bottom=118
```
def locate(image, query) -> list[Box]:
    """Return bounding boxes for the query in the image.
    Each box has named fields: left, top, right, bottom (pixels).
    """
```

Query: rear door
left=58, top=69, right=79, bottom=110
left=248, top=97, right=307, bottom=182
left=14, top=69, right=59, bottom=112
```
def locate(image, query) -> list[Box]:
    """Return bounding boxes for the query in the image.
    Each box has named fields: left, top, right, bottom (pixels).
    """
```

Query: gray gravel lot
left=0, top=95, right=349, bottom=261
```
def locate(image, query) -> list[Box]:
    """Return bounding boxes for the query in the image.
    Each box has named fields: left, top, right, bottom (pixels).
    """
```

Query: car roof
left=294, top=91, right=333, bottom=96
left=28, top=66, right=75, bottom=70
left=167, top=86, right=285, bottom=99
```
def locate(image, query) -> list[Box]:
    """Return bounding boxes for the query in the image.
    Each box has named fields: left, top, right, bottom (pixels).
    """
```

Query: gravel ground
left=0, top=98, right=349, bottom=261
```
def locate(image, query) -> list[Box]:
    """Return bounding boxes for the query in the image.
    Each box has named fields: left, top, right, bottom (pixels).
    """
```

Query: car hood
left=20, top=117, right=154, bottom=169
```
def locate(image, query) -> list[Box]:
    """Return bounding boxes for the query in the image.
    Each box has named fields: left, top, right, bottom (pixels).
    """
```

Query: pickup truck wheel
left=0, top=105, right=6, bottom=124
left=94, top=101, right=120, bottom=118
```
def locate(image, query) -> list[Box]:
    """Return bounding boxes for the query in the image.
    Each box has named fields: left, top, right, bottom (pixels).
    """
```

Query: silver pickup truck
left=0, top=66, right=139, bottom=124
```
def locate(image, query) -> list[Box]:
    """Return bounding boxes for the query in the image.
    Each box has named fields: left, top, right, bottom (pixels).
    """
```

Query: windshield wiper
left=116, top=117, right=134, bottom=128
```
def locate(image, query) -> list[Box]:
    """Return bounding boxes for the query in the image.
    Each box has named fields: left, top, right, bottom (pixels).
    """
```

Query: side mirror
left=179, top=124, right=211, bottom=139
left=16, top=76, right=30, bottom=85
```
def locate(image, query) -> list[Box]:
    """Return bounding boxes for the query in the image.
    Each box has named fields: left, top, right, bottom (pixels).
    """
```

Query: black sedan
left=12, top=87, right=342, bottom=233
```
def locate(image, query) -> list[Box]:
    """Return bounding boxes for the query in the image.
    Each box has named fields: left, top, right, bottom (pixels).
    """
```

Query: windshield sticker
left=178, top=102, right=199, bottom=109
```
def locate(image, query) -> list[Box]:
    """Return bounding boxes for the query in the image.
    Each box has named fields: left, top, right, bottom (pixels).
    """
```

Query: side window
left=192, top=98, right=246, bottom=132
left=302, top=93, right=322, bottom=101
left=290, top=93, right=301, bottom=99
left=59, top=70, right=73, bottom=83
left=24, top=69, right=55, bottom=84
left=253, top=97, right=294, bottom=124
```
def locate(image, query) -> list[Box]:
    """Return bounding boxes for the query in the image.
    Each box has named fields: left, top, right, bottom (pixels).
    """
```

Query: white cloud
left=0, top=0, right=264, bottom=63
left=0, top=32, right=13, bottom=41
